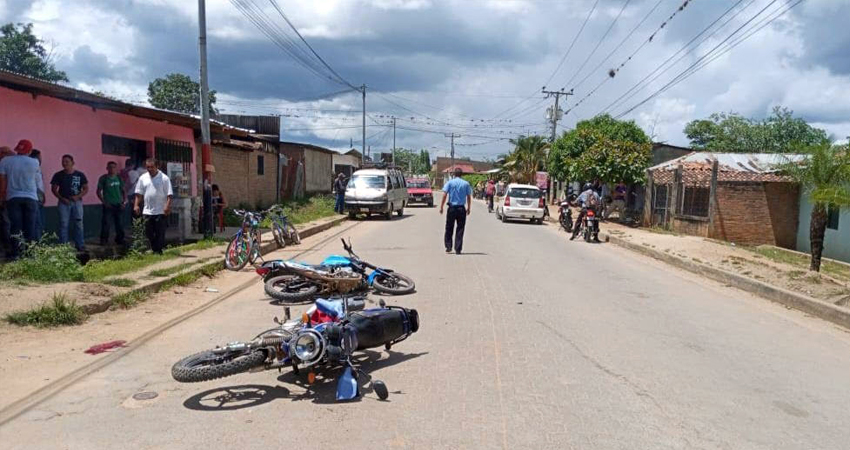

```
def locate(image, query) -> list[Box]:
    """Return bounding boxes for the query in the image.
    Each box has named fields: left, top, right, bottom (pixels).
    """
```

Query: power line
left=599, top=0, right=750, bottom=115
left=491, top=0, right=600, bottom=119
left=615, top=0, right=794, bottom=118
left=562, top=0, right=632, bottom=90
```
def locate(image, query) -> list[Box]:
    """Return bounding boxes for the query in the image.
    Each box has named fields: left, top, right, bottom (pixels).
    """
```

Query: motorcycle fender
left=335, top=366, right=360, bottom=401
left=367, top=271, right=381, bottom=285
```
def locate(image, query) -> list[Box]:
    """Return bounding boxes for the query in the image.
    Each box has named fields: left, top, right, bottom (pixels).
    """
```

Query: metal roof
left=649, top=152, right=806, bottom=173
left=0, top=69, right=250, bottom=135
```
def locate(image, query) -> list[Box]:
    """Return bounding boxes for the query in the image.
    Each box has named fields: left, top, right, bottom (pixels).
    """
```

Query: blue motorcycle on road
left=257, top=239, right=416, bottom=303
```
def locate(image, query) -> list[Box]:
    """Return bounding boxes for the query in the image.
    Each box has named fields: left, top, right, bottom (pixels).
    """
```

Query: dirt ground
left=603, top=222, right=850, bottom=306
left=0, top=267, right=255, bottom=412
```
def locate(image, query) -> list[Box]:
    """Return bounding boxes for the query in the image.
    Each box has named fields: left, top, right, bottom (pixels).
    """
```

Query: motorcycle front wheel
left=372, top=272, right=416, bottom=295
left=264, top=275, right=319, bottom=303
left=172, top=348, right=266, bottom=383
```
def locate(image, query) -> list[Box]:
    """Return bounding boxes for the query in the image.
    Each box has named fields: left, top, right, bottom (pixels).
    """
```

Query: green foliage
left=147, top=73, right=216, bottom=114
left=5, top=293, right=86, bottom=327
left=684, top=107, right=829, bottom=153
left=0, top=235, right=83, bottom=283
left=392, top=148, right=432, bottom=174
left=462, top=174, right=488, bottom=188
left=129, top=216, right=149, bottom=256
left=780, top=142, right=850, bottom=207
left=0, top=23, right=68, bottom=82
left=548, top=114, right=650, bottom=184
left=503, top=135, right=550, bottom=184
left=230, top=195, right=336, bottom=229
left=111, top=290, right=149, bottom=309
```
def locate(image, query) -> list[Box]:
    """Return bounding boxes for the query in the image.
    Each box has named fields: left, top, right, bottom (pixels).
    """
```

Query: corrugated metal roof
left=649, top=152, right=806, bottom=173
left=0, top=69, right=251, bottom=135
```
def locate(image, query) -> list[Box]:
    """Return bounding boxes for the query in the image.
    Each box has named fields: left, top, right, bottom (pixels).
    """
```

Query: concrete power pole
left=444, top=133, right=460, bottom=179
left=198, top=0, right=213, bottom=238
left=542, top=87, right=573, bottom=142
left=361, top=84, right=366, bottom=157
left=392, top=116, right=396, bottom=167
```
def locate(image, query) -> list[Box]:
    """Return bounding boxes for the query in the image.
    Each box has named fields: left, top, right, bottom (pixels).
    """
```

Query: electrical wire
left=562, top=0, right=632, bottom=90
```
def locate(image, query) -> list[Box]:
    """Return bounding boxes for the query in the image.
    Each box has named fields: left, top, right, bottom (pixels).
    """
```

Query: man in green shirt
left=97, top=161, right=125, bottom=245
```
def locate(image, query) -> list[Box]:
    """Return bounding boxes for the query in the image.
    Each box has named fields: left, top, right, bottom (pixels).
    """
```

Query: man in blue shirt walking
left=440, top=168, right=472, bottom=254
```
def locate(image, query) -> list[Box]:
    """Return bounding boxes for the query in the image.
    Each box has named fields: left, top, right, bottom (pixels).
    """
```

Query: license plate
left=360, top=208, right=370, bottom=212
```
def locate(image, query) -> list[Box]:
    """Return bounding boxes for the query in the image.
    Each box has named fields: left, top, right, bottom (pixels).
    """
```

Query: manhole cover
left=133, top=391, right=158, bottom=401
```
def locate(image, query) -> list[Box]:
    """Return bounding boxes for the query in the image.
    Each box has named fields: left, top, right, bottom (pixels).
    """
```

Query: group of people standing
left=0, top=139, right=175, bottom=259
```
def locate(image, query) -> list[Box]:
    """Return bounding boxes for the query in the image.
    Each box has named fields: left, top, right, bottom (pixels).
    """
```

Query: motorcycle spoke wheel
left=372, top=272, right=415, bottom=295
left=172, top=348, right=266, bottom=383
left=264, top=275, right=319, bottom=303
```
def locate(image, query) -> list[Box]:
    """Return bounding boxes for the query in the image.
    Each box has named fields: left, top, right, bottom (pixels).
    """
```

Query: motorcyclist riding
left=571, top=183, right=601, bottom=242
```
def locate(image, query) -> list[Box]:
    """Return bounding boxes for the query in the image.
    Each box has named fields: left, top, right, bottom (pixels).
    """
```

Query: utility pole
left=444, top=133, right=460, bottom=179
left=361, top=84, right=366, bottom=157
left=542, top=87, right=573, bottom=142
left=392, top=116, right=396, bottom=167
left=198, top=0, right=213, bottom=238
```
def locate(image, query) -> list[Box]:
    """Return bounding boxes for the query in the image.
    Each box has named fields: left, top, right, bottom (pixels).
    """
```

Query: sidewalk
left=0, top=215, right=348, bottom=318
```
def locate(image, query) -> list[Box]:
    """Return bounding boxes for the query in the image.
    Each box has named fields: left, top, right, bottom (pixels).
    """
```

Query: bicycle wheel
left=225, top=234, right=251, bottom=271
left=272, top=221, right=287, bottom=248
left=284, top=222, right=300, bottom=245
left=248, top=231, right=262, bottom=264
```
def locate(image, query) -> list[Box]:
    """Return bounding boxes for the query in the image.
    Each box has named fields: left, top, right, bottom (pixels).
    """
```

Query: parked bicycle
left=224, top=209, right=265, bottom=271
left=268, top=204, right=301, bottom=249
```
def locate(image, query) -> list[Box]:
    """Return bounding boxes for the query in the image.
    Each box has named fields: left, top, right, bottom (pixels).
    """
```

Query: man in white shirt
left=134, top=158, right=173, bottom=254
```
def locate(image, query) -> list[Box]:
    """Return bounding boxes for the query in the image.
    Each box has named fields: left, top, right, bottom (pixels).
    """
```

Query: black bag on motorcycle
left=348, top=308, right=419, bottom=350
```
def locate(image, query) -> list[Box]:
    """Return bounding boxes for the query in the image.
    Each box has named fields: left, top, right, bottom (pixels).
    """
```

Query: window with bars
left=679, top=186, right=710, bottom=217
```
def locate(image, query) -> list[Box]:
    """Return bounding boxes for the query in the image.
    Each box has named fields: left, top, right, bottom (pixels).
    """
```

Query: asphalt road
left=3, top=200, right=850, bottom=449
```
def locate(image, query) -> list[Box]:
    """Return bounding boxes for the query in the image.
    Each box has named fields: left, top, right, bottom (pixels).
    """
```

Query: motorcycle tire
left=172, top=349, right=266, bottom=383
left=225, top=235, right=251, bottom=271
left=272, top=222, right=287, bottom=249
left=264, top=275, right=319, bottom=303
left=372, top=272, right=416, bottom=295
left=285, top=223, right=301, bottom=245
left=584, top=226, right=591, bottom=242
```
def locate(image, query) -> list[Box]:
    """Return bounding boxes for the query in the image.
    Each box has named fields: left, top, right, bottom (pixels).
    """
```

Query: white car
left=496, top=183, right=546, bottom=224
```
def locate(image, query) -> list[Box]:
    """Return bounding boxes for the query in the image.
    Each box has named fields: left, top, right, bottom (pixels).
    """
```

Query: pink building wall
left=0, top=85, right=197, bottom=205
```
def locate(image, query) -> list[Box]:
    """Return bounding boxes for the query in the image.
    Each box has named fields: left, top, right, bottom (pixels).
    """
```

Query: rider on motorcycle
left=570, top=183, right=600, bottom=241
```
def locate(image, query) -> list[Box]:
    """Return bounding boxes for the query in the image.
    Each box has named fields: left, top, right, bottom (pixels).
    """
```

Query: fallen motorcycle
left=259, top=239, right=416, bottom=303
left=171, top=298, right=419, bottom=401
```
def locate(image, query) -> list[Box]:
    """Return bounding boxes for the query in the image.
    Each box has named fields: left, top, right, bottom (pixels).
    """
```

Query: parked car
left=344, top=168, right=409, bottom=219
left=495, top=183, right=545, bottom=224
left=405, top=175, right=433, bottom=207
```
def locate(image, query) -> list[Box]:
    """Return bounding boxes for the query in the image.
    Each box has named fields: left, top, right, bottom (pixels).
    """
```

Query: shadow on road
left=181, top=350, right=428, bottom=410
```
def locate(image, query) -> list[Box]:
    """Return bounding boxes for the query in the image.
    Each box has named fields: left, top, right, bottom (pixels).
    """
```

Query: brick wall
left=210, top=146, right=279, bottom=209
left=247, top=152, right=278, bottom=208
left=710, top=182, right=798, bottom=248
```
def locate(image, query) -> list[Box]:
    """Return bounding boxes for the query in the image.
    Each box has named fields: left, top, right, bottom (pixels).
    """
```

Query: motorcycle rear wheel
left=264, top=275, right=319, bottom=303
left=372, top=272, right=415, bottom=295
left=172, top=349, right=266, bottom=383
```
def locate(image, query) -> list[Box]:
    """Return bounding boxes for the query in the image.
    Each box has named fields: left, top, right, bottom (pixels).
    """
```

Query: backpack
left=585, top=190, right=599, bottom=208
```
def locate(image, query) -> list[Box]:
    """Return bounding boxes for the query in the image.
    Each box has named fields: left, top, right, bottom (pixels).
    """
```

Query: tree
left=781, top=142, right=850, bottom=272
left=147, top=73, right=216, bottom=114
left=0, top=23, right=67, bottom=82
left=504, top=135, right=549, bottom=184
left=684, top=107, right=829, bottom=153
left=548, top=114, right=651, bottom=184
left=391, top=148, right=431, bottom=174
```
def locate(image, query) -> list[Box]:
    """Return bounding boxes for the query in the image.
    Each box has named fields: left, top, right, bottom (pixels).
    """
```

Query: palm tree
left=505, top=135, right=549, bottom=184
left=782, top=142, right=850, bottom=272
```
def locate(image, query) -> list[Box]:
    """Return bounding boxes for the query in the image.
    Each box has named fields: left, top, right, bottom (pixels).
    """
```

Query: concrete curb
left=81, top=215, right=349, bottom=316
left=601, top=232, right=850, bottom=330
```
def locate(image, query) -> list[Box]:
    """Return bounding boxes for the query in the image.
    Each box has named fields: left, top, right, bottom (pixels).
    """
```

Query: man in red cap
left=0, top=140, right=42, bottom=258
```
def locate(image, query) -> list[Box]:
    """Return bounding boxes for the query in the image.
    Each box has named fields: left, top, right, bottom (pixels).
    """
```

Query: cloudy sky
left=3, top=0, right=849, bottom=159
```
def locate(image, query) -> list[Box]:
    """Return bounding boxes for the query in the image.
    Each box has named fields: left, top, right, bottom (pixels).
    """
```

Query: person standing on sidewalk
left=50, top=154, right=88, bottom=251
left=439, top=167, right=472, bottom=254
left=0, top=140, right=41, bottom=259
left=333, top=173, right=347, bottom=214
left=134, top=159, right=173, bottom=254
left=606, top=181, right=627, bottom=221
left=96, top=161, right=126, bottom=246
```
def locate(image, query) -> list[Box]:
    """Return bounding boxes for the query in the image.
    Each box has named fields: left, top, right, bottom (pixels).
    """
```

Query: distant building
left=280, top=142, right=335, bottom=197
left=333, top=149, right=363, bottom=178
left=432, top=157, right=494, bottom=186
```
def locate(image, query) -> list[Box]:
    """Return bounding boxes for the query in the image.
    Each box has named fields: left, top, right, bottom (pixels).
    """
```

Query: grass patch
left=806, top=274, right=823, bottom=284
left=788, top=270, right=806, bottom=279
left=0, top=236, right=83, bottom=283
left=148, top=256, right=219, bottom=277
left=103, top=278, right=137, bottom=287
left=647, top=226, right=679, bottom=236
left=111, top=290, right=151, bottom=309
left=227, top=195, right=337, bottom=228
left=4, top=293, right=86, bottom=327
left=82, top=239, right=225, bottom=282
left=748, top=246, right=850, bottom=281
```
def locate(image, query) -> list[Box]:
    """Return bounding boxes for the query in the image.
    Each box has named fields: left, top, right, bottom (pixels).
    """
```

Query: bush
left=5, top=293, right=87, bottom=327
left=0, top=235, right=83, bottom=283
left=128, top=216, right=149, bottom=256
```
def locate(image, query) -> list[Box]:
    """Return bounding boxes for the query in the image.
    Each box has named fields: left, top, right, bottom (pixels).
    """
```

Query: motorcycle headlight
left=288, top=329, right=325, bottom=366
